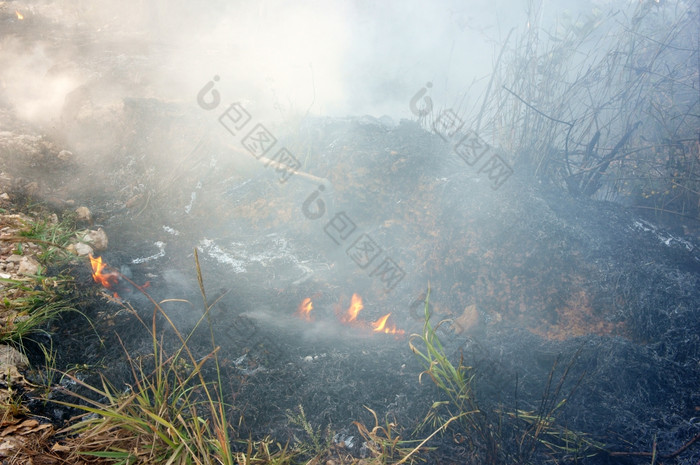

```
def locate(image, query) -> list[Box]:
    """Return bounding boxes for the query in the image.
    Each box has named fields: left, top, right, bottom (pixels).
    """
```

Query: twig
left=609, top=431, right=700, bottom=460
left=394, top=412, right=475, bottom=465
left=502, top=85, right=573, bottom=127
left=630, top=205, right=700, bottom=223
left=502, top=85, right=576, bottom=177
left=226, top=144, right=330, bottom=185
left=0, top=236, right=65, bottom=248
left=475, top=28, right=515, bottom=134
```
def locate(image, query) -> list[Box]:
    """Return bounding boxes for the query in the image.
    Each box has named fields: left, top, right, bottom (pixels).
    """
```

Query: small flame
left=15, top=10, right=24, bottom=20
left=371, top=313, right=405, bottom=335
left=89, top=254, right=119, bottom=289
left=297, top=297, right=313, bottom=321
left=342, top=293, right=364, bottom=323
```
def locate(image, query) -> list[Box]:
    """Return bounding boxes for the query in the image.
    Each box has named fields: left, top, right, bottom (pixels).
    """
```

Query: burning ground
left=0, top=108, right=698, bottom=463
left=1, top=1, right=700, bottom=464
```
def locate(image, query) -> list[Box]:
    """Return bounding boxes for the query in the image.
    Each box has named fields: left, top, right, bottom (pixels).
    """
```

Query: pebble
left=71, top=242, right=93, bottom=256
left=57, top=150, right=73, bottom=161
left=6, top=254, right=23, bottom=263
left=0, top=345, right=28, bottom=369
left=0, top=344, right=29, bottom=383
left=18, top=256, right=40, bottom=275
left=75, top=206, right=92, bottom=222
left=79, top=228, right=108, bottom=251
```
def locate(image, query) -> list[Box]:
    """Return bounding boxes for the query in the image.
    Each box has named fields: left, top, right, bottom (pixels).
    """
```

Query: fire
left=89, top=254, right=119, bottom=289
left=371, top=313, right=390, bottom=331
left=371, top=313, right=405, bottom=335
left=15, top=10, right=24, bottom=20
left=296, top=297, right=313, bottom=321
left=297, top=292, right=405, bottom=337
left=342, top=293, right=363, bottom=323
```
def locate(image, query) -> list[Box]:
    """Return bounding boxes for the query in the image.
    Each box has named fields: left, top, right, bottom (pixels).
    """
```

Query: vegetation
left=2, top=1, right=697, bottom=462
left=449, top=1, right=699, bottom=223
left=410, top=288, right=603, bottom=464
left=0, top=210, right=83, bottom=345
left=53, top=250, right=234, bottom=464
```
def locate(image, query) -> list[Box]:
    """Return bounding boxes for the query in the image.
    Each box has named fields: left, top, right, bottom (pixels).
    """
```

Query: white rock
left=18, top=256, right=40, bottom=275
left=80, top=228, right=108, bottom=251
left=0, top=193, right=9, bottom=201
left=74, top=242, right=94, bottom=256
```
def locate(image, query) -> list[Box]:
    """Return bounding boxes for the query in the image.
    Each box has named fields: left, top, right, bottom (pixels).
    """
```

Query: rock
left=57, top=149, right=73, bottom=161
left=75, top=206, right=92, bottom=222
left=80, top=228, right=108, bottom=251
left=0, top=344, right=29, bottom=371
left=0, top=344, right=28, bottom=386
left=0, top=192, right=9, bottom=201
left=18, top=256, right=40, bottom=275
left=451, top=304, right=479, bottom=334
left=72, top=242, right=93, bottom=256
left=24, top=181, right=39, bottom=196
left=6, top=254, right=23, bottom=263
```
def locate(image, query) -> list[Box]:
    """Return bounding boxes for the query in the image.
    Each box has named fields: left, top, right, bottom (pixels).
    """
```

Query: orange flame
left=296, top=297, right=313, bottom=321
left=371, top=313, right=405, bottom=335
left=89, top=254, right=119, bottom=289
left=15, top=10, right=24, bottom=20
left=342, top=293, right=363, bottom=323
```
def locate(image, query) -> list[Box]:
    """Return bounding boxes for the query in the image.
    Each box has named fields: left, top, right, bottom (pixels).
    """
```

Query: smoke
left=1, top=0, right=633, bottom=131
left=0, top=0, right=526, bottom=129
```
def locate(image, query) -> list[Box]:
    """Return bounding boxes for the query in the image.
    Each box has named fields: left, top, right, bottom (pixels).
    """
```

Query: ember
left=15, top=10, right=24, bottom=20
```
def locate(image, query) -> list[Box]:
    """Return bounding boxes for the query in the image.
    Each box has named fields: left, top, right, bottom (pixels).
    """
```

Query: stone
left=18, top=256, right=40, bottom=275
left=57, top=150, right=73, bottom=161
left=0, top=193, right=9, bottom=201
left=73, top=242, right=93, bottom=256
left=75, top=206, right=92, bottom=222
left=24, top=181, right=39, bottom=196
left=451, top=304, right=479, bottom=334
left=0, top=345, right=28, bottom=368
left=0, top=344, right=29, bottom=384
left=80, top=228, right=108, bottom=251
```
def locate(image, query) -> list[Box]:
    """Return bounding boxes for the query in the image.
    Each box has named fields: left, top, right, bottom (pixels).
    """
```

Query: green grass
left=11, top=213, right=78, bottom=264
left=54, top=250, right=236, bottom=464
left=0, top=273, right=79, bottom=345
left=0, top=211, right=84, bottom=343
left=409, top=287, right=603, bottom=464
